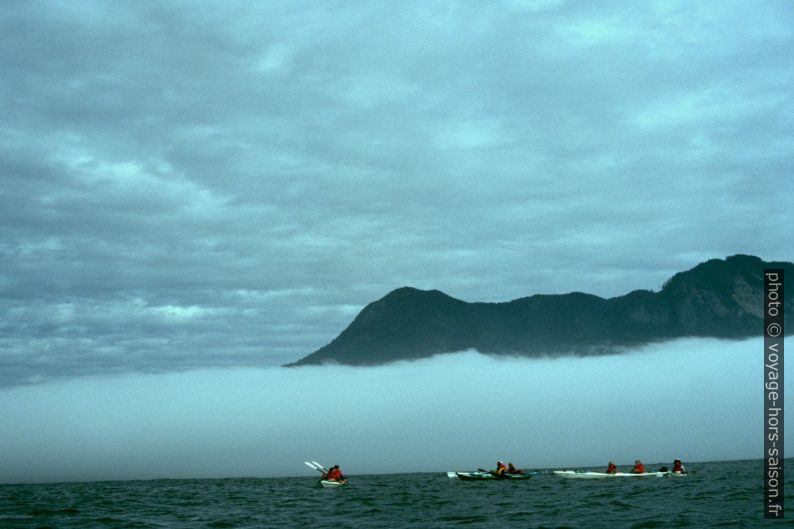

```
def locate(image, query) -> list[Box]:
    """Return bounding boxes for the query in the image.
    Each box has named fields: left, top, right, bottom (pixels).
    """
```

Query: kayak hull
left=553, top=470, right=671, bottom=479
left=454, top=471, right=532, bottom=481
left=320, top=479, right=348, bottom=488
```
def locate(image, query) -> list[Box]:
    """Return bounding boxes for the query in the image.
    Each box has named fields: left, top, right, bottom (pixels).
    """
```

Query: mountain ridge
left=285, top=254, right=792, bottom=366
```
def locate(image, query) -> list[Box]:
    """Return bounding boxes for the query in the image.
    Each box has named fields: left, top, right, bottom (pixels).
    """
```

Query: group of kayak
left=307, top=458, right=688, bottom=487
left=449, top=459, right=687, bottom=481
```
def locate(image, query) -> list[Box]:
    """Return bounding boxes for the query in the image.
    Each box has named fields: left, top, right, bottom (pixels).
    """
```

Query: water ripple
left=0, top=460, right=789, bottom=528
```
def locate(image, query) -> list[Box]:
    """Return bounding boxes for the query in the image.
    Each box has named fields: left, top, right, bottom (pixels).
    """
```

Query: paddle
left=304, top=461, right=326, bottom=475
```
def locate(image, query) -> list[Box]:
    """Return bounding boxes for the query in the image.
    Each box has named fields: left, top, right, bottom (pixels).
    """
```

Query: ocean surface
left=1, top=459, right=791, bottom=528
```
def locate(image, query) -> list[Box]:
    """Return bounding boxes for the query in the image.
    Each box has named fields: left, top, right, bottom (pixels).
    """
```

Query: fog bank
left=0, top=338, right=767, bottom=484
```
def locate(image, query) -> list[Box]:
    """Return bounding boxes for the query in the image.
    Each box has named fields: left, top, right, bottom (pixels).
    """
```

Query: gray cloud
left=1, top=1, right=793, bottom=386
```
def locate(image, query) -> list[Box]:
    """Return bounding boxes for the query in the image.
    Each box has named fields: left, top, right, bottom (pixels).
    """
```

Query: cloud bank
left=0, top=338, right=767, bottom=484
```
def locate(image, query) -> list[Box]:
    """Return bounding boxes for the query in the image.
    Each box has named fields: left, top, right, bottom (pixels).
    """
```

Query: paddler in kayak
left=507, top=463, right=523, bottom=474
left=672, top=458, right=686, bottom=474
left=493, top=461, right=507, bottom=478
left=631, top=460, right=645, bottom=474
left=605, top=461, right=618, bottom=474
left=326, top=465, right=347, bottom=483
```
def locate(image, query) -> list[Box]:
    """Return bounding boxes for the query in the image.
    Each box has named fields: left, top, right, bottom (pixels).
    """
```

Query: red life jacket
left=632, top=463, right=645, bottom=474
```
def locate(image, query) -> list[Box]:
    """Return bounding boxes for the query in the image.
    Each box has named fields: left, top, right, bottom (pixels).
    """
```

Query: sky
left=0, top=1, right=792, bottom=482
left=1, top=1, right=792, bottom=386
left=0, top=338, right=771, bottom=484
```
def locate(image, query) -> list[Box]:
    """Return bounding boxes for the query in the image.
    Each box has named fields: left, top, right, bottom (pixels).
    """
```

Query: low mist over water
left=0, top=338, right=767, bottom=484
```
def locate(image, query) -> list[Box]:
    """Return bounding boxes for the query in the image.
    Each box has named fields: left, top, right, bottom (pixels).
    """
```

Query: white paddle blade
left=304, top=461, right=323, bottom=472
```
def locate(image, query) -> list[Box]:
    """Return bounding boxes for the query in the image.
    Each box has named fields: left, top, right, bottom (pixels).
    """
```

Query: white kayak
left=306, top=461, right=348, bottom=487
left=320, top=479, right=348, bottom=488
left=553, top=470, right=669, bottom=479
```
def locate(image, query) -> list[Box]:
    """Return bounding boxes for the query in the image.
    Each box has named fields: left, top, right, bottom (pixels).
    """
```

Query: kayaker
left=606, top=461, right=618, bottom=474
left=507, top=463, right=522, bottom=474
left=326, top=465, right=346, bottom=482
left=631, top=460, right=645, bottom=474
left=494, top=461, right=507, bottom=477
left=672, top=459, right=686, bottom=474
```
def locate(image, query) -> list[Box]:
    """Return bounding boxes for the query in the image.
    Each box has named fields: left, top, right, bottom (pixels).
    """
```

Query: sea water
left=1, top=459, right=791, bottom=528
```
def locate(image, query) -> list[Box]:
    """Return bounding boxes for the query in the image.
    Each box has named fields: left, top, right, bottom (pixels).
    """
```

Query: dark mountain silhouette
left=285, top=255, right=792, bottom=366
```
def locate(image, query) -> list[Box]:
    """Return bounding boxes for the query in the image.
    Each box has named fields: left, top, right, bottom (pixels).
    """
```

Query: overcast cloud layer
left=2, top=1, right=793, bottom=385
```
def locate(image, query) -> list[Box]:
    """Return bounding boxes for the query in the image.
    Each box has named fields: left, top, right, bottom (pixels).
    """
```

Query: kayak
left=453, top=471, right=533, bottom=481
left=306, top=461, right=348, bottom=487
left=320, top=479, right=348, bottom=488
left=553, top=470, right=670, bottom=479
